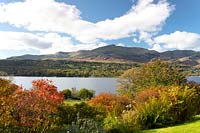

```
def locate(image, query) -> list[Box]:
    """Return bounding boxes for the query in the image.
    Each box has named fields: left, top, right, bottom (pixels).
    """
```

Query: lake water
left=1, top=76, right=118, bottom=95
left=187, top=76, right=200, bottom=83
left=1, top=76, right=199, bottom=95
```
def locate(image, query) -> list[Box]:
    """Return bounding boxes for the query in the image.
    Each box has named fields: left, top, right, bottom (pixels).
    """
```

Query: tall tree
left=117, top=60, right=186, bottom=97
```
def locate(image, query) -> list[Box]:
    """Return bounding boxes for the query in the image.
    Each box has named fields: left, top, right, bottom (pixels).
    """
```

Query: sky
left=0, top=0, right=200, bottom=59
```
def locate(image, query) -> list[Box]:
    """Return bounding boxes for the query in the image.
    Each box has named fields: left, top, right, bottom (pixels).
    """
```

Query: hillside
left=6, top=45, right=200, bottom=65
left=7, top=45, right=159, bottom=63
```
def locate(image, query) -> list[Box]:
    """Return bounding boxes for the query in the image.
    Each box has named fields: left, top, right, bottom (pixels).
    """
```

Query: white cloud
left=153, top=31, right=200, bottom=51
left=74, top=0, right=174, bottom=42
left=150, top=43, right=165, bottom=52
left=139, top=32, right=154, bottom=45
left=0, top=0, right=174, bottom=44
left=40, top=32, right=107, bottom=54
left=0, top=31, right=106, bottom=54
left=0, top=31, right=52, bottom=50
left=115, top=43, right=126, bottom=47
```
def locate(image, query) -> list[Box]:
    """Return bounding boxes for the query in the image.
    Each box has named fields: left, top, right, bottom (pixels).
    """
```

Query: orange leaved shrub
left=88, top=93, right=131, bottom=116
left=13, top=79, right=64, bottom=128
left=134, top=87, right=161, bottom=105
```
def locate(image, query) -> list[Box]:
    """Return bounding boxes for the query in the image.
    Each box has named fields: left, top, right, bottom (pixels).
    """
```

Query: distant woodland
left=0, top=60, right=139, bottom=77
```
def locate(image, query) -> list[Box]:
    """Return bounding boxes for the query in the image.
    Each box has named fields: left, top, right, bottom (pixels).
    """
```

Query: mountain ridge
left=6, top=45, right=200, bottom=66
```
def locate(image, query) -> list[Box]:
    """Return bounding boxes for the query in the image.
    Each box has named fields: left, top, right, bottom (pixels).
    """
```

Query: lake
left=1, top=76, right=118, bottom=95
left=1, top=76, right=199, bottom=95
left=187, top=76, right=200, bottom=83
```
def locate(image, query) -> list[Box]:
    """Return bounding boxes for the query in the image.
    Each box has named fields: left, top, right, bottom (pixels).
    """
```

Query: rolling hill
left=6, top=45, right=200, bottom=65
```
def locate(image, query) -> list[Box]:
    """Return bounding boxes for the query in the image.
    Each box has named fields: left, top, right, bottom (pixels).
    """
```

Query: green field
left=63, top=100, right=82, bottom=105
left=141, top=116, right=200, bottom=133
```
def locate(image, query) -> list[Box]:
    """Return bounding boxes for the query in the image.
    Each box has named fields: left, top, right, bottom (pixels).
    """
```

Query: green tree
left=77, top=88, right=94, bottom=100
left=62, top=89, right=72, bottom=99
left=117, top=60, right=186, bottom=97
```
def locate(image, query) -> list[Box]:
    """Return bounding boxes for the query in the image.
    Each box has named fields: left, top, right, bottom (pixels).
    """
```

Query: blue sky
left=0, top=0, right=200, bottom=59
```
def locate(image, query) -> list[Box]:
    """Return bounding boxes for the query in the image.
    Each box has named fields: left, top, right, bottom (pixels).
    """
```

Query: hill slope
left=6, top=45, right=159, bottom=62
left=7, top=45, right=200, bottom=65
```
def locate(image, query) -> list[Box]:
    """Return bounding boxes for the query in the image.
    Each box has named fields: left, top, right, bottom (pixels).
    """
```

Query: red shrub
left=14, top=79, right=64, bottom=128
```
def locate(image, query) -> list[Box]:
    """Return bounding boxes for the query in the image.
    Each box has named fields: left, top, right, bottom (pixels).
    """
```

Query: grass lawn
left=64, top=99, right=83, bottom=105
left=141, top=116, right=200, bottom=133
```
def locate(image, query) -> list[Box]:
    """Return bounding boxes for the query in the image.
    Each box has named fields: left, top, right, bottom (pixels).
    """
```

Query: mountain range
left=7, top=45, right=200, bottom=66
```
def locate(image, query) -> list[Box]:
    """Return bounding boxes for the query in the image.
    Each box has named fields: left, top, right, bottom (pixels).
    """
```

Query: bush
left=0, top=79, right=64, bottom=130
left=0, top=78, right=19, bottom=127
left=66, top=119, right=105, bottom=133
left=167, top=86, right=199, bottom=122
left=88, top=93, right=131, bottom=116
left=56, top=104, right=76, bottom=126
left=62, top=89, right=72, bottom=99
left=137, top=96, right=172, bottom=129
left=56, top=102, right=102, bottom=126
left=121, top=92, right=171, bottom=130
left=103, top=115, right=138, bottom=133
left=186, top=81, right=200, bottom=114
left=74, top=102, right=100, bottom=120
left=103, top=115, right=119, bottom=131
left=120, top=85, right=200, bottom=130
left=134, top=87, right=160, bottom=105
left=77, top=88, right=94, bottom=100
left=13, top=79, right=64, bottom=129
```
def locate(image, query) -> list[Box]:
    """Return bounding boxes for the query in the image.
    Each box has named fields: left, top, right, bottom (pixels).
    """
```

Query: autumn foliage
left=88, top=93, right=131, bottom=115
left=134, top=87, right=161, bottom=105
left=32, top=79, right=64, bottom=106
left=0, top=79, right=18, bottom=126
left=117, top=60, right=186, bottom=97
left=0, top=78, right=64, bottom=130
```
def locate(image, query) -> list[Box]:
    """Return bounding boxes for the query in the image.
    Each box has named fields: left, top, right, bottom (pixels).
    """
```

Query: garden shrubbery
left=134, top=87, right=160, bottom=105
left=111, top=60, right=200, bottom=131
left=54, top=101, right=105, bottom=132
left=1, top=60, right=200, bottom=132
left=56, top=102, right=102, bottom=126
left=120, top=85, right=200, bottom=131
left=0, top=79, right=64, bottom=131
left=88, top=93, right=131, bottom=116
left=0, top=79, right=102, bottom=132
